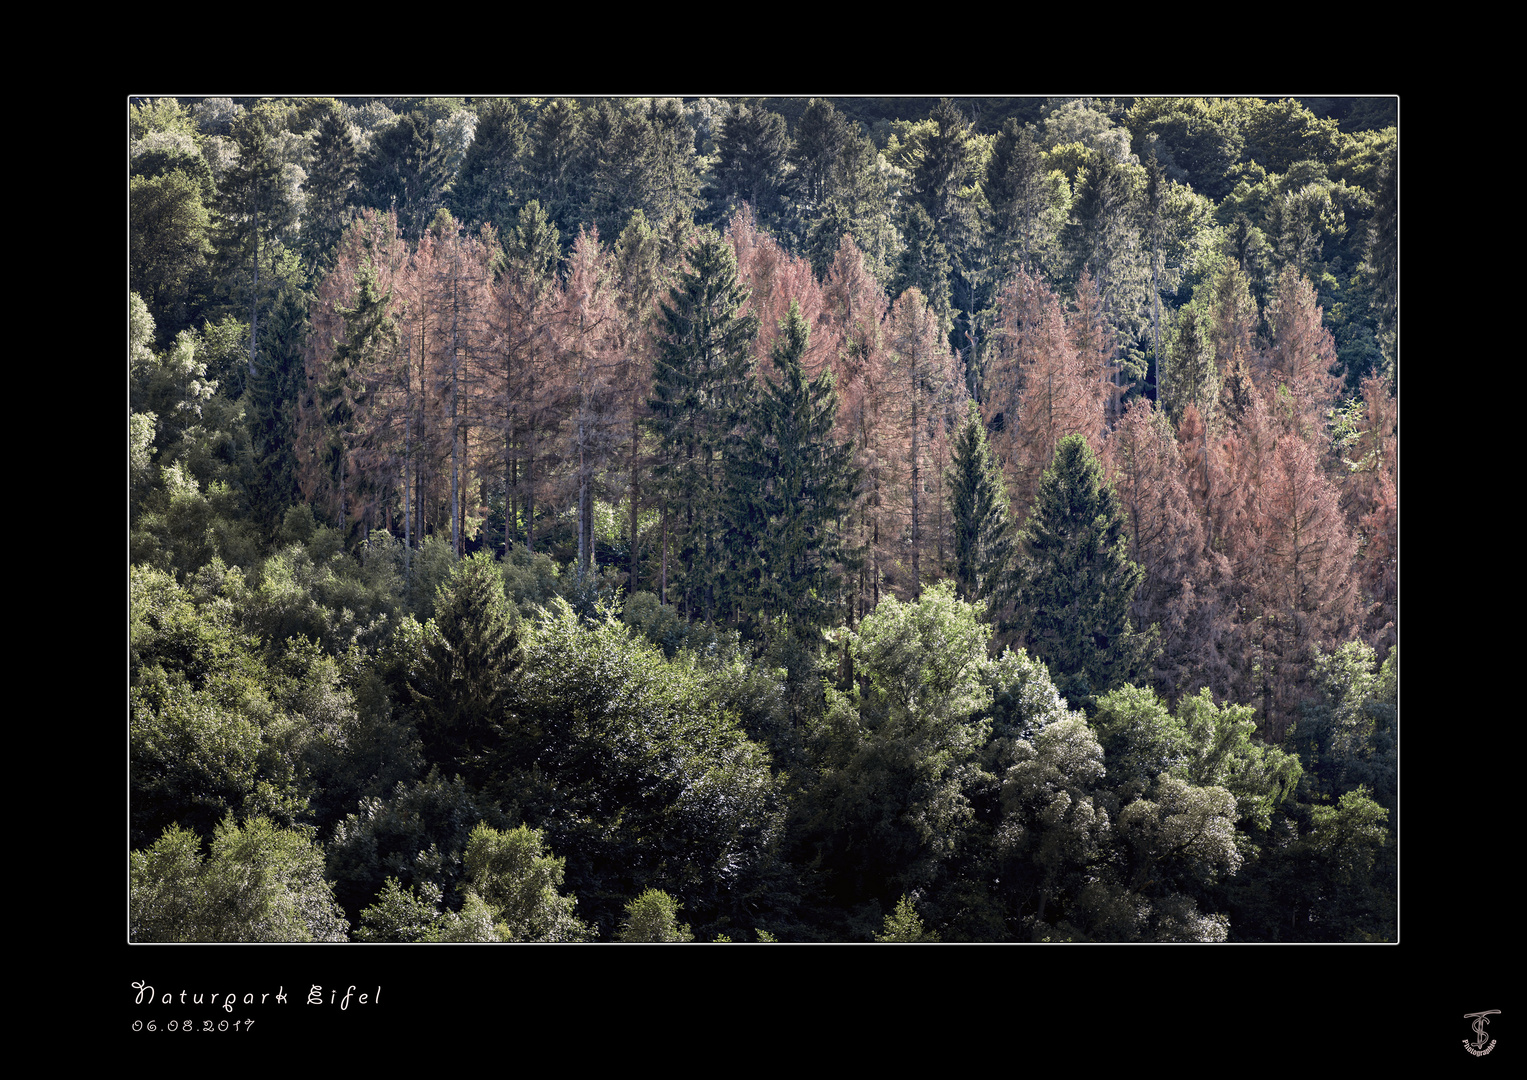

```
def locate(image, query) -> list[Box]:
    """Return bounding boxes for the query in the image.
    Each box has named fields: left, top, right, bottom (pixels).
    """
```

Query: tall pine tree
left=647, top=230, right=759, bottom=619
left=946, top=399, right=1013, bottom=609
left=1013, top=434, right=1156, bottom=711
left=720, top=299, right=861, bottom=640
left=246, top=286, right=307, bottom=534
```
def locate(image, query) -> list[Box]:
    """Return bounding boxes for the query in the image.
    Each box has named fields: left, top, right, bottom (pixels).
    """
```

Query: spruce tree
left=647, top=230, right=758, bottom=619
left=448, top=98, right=528, bottom=236
left=947, top=399, right=1013, bottom=609
left=1014, top=434, right=1156, bottom=711
left=708, top=101, right=791, bottom=229
left=301, top=107, right=359, bottom=277
left=246, top=286, right=307, bottom=535
left=408, top=551, right=521, bottom=782
left=985, top=120, right=1062, bottom=281
left=214, top=112, right=292, bottom=379
left=721, top=300, right=861, bottom=640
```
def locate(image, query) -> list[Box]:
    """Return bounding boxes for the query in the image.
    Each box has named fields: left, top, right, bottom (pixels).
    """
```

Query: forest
left=128, top=95, right=1397, bottom=943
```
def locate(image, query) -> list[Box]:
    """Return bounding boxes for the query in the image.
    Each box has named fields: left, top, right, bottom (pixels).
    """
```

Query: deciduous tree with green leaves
left=803, top=582, right=994, bottom=912
left=617, top=888, right=694, bottom=942
left=131, top=816, right=349, bottom=942
left=456, top=823, right=593, bottom=942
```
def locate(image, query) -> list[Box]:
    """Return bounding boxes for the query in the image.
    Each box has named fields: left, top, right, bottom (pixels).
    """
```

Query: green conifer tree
left=720, top=300, right=862, bottom=640
left=1013, top=434, right=1156, bottom=711
left=947, top=399, right=1013, bottom=608
left=246, top=287, right=307, bottom=535
left=301, top=106, right=359, bottom=277
left=647, top=230, right=758, bottom=620
left=214, top=111, right=295, bottom=379
left=408, top=551, right=521, bottom=780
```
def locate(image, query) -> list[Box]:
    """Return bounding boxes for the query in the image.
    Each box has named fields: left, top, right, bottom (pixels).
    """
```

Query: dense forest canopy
left=129, top=95, right=1397, bottom=942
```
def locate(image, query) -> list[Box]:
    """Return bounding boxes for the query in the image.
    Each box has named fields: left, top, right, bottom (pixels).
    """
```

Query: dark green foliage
left=708, top=101, right=791, bottom=229
left=243, top=534, right=401, bottom=658
left=1227, top=784, right=1393, bottom=942
left=264, top=634, right=419, bottom=837
left=621, top=590, right=722, bottom=659
left=448, top=98, right=529, bottom=235
left=642, top=98, right=704, bottom=230
left=790, top=98, right=856, bottom=211
left=994, top=716, right=1111, bottom=937
left=326, top=768, right=517, bottom=927
left=131, top=679, right=265, bottom=849
left=893, top=203, right=954, bottom=338
left=131, top=464, right=261, bottom=582
left=1014, top=434, right=1156, bottom=711
left=355, top=109, right=451, bottom=240
left=407, top=551, right=521, bottom=780
left=800, top=584, right=993, bottom=921
left=503, top=198, right=562, bottom=286
left=1240, top=98, right=1344, bottom=175
left=1367, top=143, right=1397, bottom=389
left=525, top=98, right=585, bottom=241
left=579, top=98, right=701, bottom=244
left=1159, top=297, right=1217, bottom=423
left=498, top=543, right=566, bottom=620
left=647, top=230, right=759, bottom=619
left=300, top=106, right=359, bottom=276
left=498, top=601, right=785, bottom=939
left=721, top=300, right=861, bottom=640
left=130, top=564, right=274, bottom=846
left=696, top=633, right=812, bottom=773
left=1061, top=147, right=1148, bottom=378
left=1124, top=98, right=1245, bottom=203
left=947, top=400, right=1013, bottom=606
left=1288, top=642, right=1396, bottom=817
left=130, top=169, right=214, bottom=341
left=213, top=110, right=300, bottom=378
left=909, top=99, right=978, bottom=234
left=245, top=287, right=307, bottom=535
left=985, top=119, right=1065, bottom=282
left=1298, top=786, right=1394, bottom=941
left=801, top=125, right=901, bottom=286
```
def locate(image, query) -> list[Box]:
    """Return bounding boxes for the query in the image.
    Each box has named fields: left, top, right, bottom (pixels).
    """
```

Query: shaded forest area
left=129, top=95, right=1397, bottom=942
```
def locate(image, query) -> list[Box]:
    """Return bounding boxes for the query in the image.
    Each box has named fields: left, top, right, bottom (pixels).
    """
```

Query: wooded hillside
left=129, top=95, right=1397, bottom=942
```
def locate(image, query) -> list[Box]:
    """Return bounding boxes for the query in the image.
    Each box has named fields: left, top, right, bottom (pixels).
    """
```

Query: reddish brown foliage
left=1105, top=399, right=1233, bottom=701
left=1209, top=391, right=1360, bottom=738
left=882, top=287, right=958, bottom=599
left=1259, top=272, right=1341, bottom=443
left=984, top=270, right=1109, bottom=521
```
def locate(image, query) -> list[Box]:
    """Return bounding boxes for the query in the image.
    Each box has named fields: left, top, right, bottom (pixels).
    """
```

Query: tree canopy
left=128, top=96, right=1397, bottom=944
